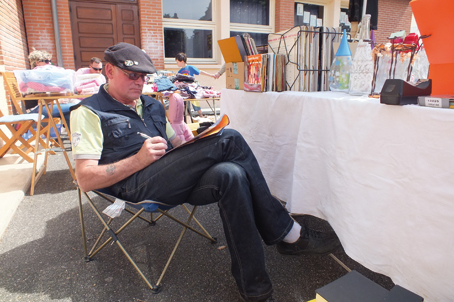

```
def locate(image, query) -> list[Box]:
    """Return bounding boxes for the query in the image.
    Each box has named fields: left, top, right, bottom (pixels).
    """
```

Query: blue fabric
left=109, top=129, right=293, bottom=301
left=155, top=77, right=177, bottom=92
left=96, top=187, right=168, bottom=213
left=178, top=65, right=200, bottom=76
left=29, top=103, right=76, bottom=129
left=191, top=103, right=201, bottom=111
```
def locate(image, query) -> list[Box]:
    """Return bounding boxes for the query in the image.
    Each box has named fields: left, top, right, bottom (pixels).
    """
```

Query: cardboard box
left=226, top=62, right=244, bottom=90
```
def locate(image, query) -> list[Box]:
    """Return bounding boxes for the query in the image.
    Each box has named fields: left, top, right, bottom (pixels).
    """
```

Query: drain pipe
left=51, top=0, right=63, bottom=67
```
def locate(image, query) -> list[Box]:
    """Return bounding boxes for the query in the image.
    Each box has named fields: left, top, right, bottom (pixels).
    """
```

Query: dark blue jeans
left=111, top=129, right=294, bottom=301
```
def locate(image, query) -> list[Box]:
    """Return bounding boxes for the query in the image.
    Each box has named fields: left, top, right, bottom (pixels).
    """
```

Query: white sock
left=282, top=221, right=302, bottom=243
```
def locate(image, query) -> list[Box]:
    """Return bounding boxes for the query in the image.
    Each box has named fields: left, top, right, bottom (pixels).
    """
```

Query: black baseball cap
left=104, top=42, right=156, bottom=74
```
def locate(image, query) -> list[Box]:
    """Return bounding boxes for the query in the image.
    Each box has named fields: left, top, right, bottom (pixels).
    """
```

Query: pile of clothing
left=74, top=73, right=105, bottom=95
left=152, top=74, right=221, bottom=99
left=14, top=65, right=75, bottom=94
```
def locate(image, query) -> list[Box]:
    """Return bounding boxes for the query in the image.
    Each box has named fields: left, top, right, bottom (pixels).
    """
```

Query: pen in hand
left=138, top=132, right=151, bottom=139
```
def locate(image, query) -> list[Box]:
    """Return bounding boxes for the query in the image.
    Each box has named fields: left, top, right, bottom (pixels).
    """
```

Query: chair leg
left=88, top=206, right=146, bottom=259
left=157, top=207, right=217, bottom=243
left=182, top=204, right=217, bottom=243
left=156, top=205, right=198, bottom=286
left=80, top=190, right=161, bottom=293
left=88, top=217, right=113, bottom=257
left=30, top=104, right=45, bottom=196
left=77, top=188, right=89, bottom=260
left=77, top=190, right=215, bottom=294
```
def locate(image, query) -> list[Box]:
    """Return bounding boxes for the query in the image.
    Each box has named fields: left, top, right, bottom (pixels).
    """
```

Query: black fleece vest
left=74, top=85, right=172, bottom=165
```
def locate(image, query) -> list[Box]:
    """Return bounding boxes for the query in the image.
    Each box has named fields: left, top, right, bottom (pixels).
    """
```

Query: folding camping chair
left=0, top=109, right=43, bottom=163
left=77, top=184, right=217, bottom=293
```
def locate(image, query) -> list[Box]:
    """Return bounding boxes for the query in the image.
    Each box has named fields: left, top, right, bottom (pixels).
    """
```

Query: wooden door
left=69, top=1, right=140, bottom=70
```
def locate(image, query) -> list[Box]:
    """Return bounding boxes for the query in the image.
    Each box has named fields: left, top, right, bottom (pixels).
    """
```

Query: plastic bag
left=14, top=65, right=75, bottom=94
left=408, top=48, right=430, bottom=84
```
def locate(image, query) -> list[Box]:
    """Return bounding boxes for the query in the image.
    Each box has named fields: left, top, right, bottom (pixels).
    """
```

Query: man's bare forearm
left=75, top=156, right=145, bottom=192
left=76, top=136, right=168, bottom=192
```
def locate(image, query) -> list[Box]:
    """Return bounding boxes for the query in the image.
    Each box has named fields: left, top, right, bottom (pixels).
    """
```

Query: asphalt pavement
left=0, top=136, right=394, bottom=302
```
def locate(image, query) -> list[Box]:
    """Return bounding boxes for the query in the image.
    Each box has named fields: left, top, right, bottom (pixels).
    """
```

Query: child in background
left=175, top=53, right=215, bottom=118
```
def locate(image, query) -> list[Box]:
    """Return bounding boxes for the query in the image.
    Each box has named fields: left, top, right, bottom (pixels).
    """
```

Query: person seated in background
left=75, top=57, right=106, bottom=95
left=27, top=49, right=78, bottom=129
left=76, top=57, right=105, bottom=76
left=71, top=42, right=341, bottom=302
left=175, top=52, right=215, bottom=118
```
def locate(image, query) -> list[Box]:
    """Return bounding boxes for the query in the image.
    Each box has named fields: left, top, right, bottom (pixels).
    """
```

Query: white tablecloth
left=220, top=88, right=454, bottom=302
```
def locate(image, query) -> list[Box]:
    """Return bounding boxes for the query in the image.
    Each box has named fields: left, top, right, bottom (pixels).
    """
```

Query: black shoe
left=277, top=227, right=340, bottom=255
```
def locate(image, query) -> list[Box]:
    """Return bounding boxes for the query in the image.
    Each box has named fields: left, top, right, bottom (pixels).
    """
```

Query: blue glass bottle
left=329, top=29, right=352, bottom=92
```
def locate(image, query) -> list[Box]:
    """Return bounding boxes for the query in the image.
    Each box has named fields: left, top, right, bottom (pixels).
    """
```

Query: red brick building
left=1, top=0, right=412, bottom=115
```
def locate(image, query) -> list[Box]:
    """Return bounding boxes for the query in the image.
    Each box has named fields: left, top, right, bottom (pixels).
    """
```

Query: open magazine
left=179, top=114, right=230, bottom=147
left=138, top=114, right=230, bottom=158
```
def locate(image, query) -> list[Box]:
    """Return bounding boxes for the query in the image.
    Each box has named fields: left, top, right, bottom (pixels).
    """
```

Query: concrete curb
left=0, top=154, right=44, bottom=240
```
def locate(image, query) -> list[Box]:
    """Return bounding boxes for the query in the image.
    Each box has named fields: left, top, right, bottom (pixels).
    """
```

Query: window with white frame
left=293, top=0, right=349, bottom=28
left=163, top=0, right=215, bottom=60
left=229, top=0, right=273, bottom=47
left=294, top=3, right=324, bottom=26
left=162, top=0, right=275, bottom=63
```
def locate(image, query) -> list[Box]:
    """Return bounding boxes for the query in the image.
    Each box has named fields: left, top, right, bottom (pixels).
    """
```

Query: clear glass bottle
left=329, top=29, right=352, bottom=92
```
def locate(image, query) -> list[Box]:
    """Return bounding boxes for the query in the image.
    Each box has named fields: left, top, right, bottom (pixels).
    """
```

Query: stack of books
left=218, top=34, right=258, bottom=63
left=244, top=53, right=286, bottom=92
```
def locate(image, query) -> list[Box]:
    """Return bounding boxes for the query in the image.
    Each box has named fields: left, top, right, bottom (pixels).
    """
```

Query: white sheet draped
left=221, top=88, right=454, bottom=302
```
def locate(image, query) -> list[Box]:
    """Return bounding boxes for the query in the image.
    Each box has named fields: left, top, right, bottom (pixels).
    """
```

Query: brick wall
left=0, top=0, right=29, bottom=114
left=21, top=0, right=75, bottom=69
left=139, top=0, right=164, bottom=70
left=275, top=0, right=294, bottom=33
left=0, top=0, right=29, bottom=70
left=375, top=0, right=412, bottom=44
left=22, top=0, right=57, bottom=62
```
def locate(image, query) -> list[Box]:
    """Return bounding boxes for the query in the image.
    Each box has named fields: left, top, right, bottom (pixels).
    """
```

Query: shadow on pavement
left=0, top=145, right=394, bottom=302
left=0, top=194, right=394, bottom=301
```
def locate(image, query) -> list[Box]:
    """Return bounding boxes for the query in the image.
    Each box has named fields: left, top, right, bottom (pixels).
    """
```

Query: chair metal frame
left=77, top=186, right=217, bottom=293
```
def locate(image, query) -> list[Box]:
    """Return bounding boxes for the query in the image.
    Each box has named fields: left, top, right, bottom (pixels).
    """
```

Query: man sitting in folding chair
left=70, top=42, right=340, bottom=302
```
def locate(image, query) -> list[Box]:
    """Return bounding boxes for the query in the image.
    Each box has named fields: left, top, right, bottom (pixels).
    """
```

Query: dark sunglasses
left=117, top=67, right=150, bottom=82
left=41, top=59, right=51, bottom=64
left=90, top=65, right=103, bottom=71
